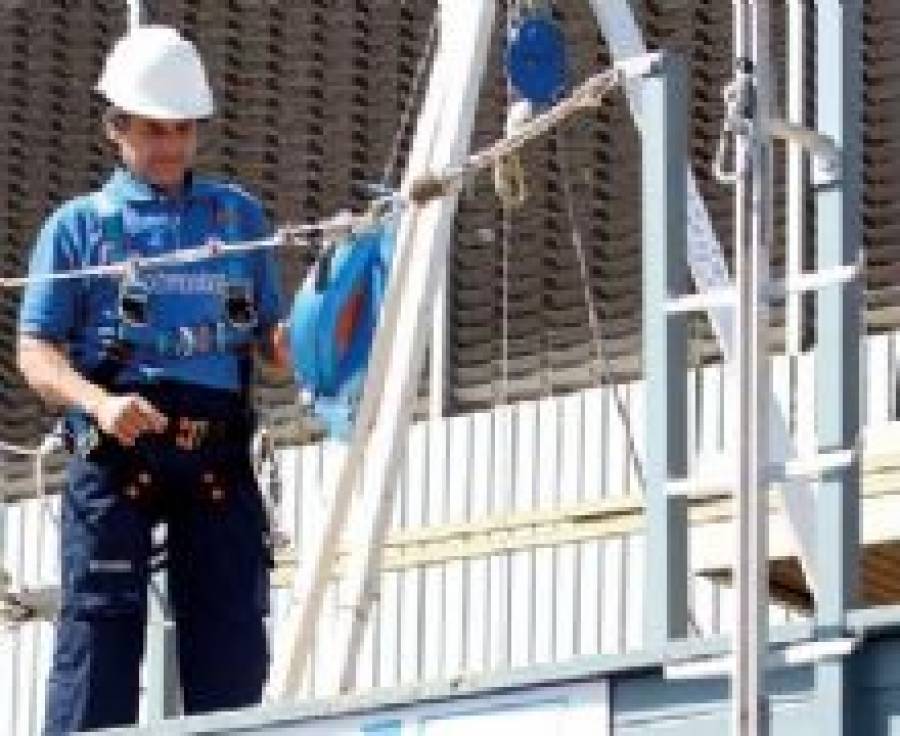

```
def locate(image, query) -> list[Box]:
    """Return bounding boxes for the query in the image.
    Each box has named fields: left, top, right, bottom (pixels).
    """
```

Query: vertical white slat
left=555, top=543, right=578, bottom=661
left=488, top=553, right=510, bottom=670
left=627, top=380, right=646, bottom=496
left=599, top=537, right=623, bottom=655
left=423, top=564, right=445, bottom=680
left=398, top=567, right=421, bottom=686
left=314, top=441, right=349, bottom=696
left=560, top=392, right=584, bottom=503
left=380, top=569, right=401, bottom=688
left=298, top=443, right=322, bottom=578
left=605, top=386, right=628, bottom=499
left=866, top=333, right=891, bottom=427
left=445, top=415, right=471, bottom=678
left=624, top=534, right=644, bottom=651
left=32, top=498, right=53, bottom=736
left=490, top=405, right=514, bottom=670
left=0, top=610, right=14, bottom=736
left=512, top=402, right=537, bottom=668
left=312, top=580, right=339, bottom=698
left=537, top=396, right=560, bottom=510
left=406, top=423, right=428, bottom=531
left=509, top=548, right=533, bottom=668
left=391, top=437, right=407, bottom=535
left=33, top=499, right=57, bottom=734
left=467, top=556, right=488, bottom=675
left=425, top=417, right=447, bottom=682
left=558, top=394, right=583, bottom=662
left=19, top=622, right=38, bottom=736
left=492, top=405, right=514, bottom=516
left=427, top=418, right=447, bottom=529
left=514, top=401, right=538, bottom=511
left=578, top=540, right=601, bottom=655
left=6, top=503, right=25, bottom=736
left=534, top=545, right=555, bottom=665
left=278, top=447, right=300, bottom=548
left=400, top=422, right=427, bottom=686
left=444, top=559, right=464, bottom=679
left=582, top=387, right=605, bottom=503
left=534, top=398, right=558, bottom=665
left=468, top=411, right=491, bottom=675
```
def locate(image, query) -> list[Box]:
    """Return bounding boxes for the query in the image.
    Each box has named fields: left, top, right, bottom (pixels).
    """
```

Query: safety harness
left=92, top=190, right=260, bottom=371
left=63, top=190, right=260, bottom=509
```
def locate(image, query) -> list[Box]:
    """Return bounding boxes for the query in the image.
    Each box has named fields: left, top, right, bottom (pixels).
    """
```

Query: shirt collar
left=103, top=167, right=207, bottom=205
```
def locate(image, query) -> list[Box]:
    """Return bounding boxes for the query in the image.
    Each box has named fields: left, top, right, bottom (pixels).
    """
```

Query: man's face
left=106, top=116, right=198, bottom=194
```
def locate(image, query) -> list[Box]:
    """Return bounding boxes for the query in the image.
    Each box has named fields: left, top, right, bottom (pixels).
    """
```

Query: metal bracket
left=664, top=637, right=858, bottom=681
left=767, top=118, right=842, bottom=186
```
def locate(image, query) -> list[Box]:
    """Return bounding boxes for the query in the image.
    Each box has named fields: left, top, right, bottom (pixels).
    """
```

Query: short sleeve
left=18, top=207, right=80, bottom=342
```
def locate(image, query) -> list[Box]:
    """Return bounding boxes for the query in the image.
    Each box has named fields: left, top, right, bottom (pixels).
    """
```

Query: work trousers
left=44, top=382, right=270, bottom=735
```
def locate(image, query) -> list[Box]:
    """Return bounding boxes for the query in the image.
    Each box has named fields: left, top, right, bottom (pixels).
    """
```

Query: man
left=17, top=26, right=291, bottom=733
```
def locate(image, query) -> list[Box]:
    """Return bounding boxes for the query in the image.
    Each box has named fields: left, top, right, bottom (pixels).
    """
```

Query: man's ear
left=104, top=116, right=125, bottom=145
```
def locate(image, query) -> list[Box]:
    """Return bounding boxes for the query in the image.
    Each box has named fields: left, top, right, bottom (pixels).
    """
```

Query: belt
left=62, top=411, right=252, bottom=458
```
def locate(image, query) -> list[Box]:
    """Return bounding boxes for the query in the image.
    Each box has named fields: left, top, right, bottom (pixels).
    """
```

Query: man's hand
left=272, top=320, right=291, bottom=372
left=90, top=393, right=168, bottom=447
left=257, top=320, right=292, bottom=379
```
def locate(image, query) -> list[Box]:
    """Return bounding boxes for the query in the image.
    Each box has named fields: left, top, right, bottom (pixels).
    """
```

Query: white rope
left=0, top=62, right=633, bottom=292
left=381, top=4, right=440, bottom=189
left=557, top=127, right=646, bottom=491
left=0, top=208, right=387, bottom=290
left=410, top=67, right=621, bottom=204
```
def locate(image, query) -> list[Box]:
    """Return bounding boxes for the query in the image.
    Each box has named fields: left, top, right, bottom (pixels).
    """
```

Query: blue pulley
left=505, top=10, right=568, bottom=108
left=288, top=222, right=395, bottom=440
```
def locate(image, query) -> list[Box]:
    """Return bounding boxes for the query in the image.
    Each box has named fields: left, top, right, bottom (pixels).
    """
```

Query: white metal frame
left=266, top=4, right=862, bottom=734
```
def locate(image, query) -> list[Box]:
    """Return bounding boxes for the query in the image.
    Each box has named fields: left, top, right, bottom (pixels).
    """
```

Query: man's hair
left=102, top=106, right=130, bottom=132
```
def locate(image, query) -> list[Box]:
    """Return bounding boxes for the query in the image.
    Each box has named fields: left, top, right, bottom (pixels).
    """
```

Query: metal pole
left=641, top=53, right=689, bottom=652
left=786, top=0, right=806, bottom=361
left=814, top=0, right=863, bottom=733
left=731, top=0, right=772, bottom=734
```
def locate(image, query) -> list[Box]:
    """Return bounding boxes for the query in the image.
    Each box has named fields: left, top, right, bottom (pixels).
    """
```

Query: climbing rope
left=381, top=4, right=440, bottom=190
left=556, top=126, right=646, bottom=492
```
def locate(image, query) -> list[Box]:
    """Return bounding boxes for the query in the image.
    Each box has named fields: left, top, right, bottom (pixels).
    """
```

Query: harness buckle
left=224, top=283, right=257, bottom=329
left=119, top=279, right=150, bottom=327
left=174, top=417, right=210, bottom=451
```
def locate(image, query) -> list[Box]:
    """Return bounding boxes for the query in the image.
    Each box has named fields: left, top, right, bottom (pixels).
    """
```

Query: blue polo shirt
left=18, top=167, right=283, bottom=393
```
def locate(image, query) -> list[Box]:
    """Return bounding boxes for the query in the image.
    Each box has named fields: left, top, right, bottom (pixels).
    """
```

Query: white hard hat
left=96, top=25, right=214, bottom=120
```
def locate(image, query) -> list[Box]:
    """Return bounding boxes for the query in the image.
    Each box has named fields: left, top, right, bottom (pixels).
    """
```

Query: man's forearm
left=17, top=335, right=108, bottom=418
